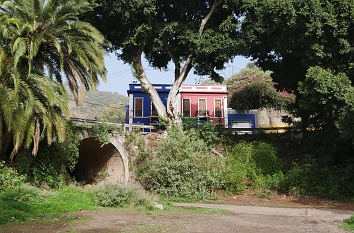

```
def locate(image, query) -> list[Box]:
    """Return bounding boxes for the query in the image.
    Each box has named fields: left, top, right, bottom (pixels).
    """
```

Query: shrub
left=17, top=146, right=67, bottom=189
left=0, top=161, right=27, bottom=192
left=284, top=160, right=354, bottom=200
left=137, top=127, right=223, bottom=200
left=196, top=121, right=221, bottom=146
left=221, top=142, right=284, bottom=194
left=92, top=184, right=153, bottom=208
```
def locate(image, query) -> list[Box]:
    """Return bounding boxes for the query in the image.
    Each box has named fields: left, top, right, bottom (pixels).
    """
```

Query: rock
left=153, top=202, right=164, bottom=210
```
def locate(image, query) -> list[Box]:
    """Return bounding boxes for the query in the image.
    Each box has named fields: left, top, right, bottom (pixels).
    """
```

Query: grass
left=0, top=185, right=96, bottom=224
left=0, top=185, right=230, bottom=226
left=340, top=215, right=354, bottom=232
left=158, top=198, right=232, bottom=215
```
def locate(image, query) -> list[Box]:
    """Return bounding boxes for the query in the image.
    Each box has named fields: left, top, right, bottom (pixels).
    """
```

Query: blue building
left=126, top=83, right=172, bottom=131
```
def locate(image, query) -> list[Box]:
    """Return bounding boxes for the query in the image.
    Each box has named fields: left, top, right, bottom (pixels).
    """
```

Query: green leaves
left=297, top=66, right=353, bottom=129
left=240, top=0, right=354, bottom=90
left=227, top=65, right=295, bottom=111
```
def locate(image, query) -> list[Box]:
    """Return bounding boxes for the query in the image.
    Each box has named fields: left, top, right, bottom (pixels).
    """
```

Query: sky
left=97, top=53, right=251, bottom=96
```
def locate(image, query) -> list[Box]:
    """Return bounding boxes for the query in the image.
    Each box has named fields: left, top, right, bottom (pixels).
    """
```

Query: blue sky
left=97, top=53, right=251, bottom=95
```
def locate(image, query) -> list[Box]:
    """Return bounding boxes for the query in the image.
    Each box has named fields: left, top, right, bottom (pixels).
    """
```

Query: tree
left=0, top=46, right=69, bottom=159
left=226, top=65, right=294, bottom=111
left=0, top=0, right=108, bottom=103
left=239, top=0, right=353, bottom=91
left=0, top=0, right=108, bottom=159
left=297, top=66, right=353, bottom=130
left=85, top=0, right=244, bottom=126
left=98, top=104, right=126, bottom=124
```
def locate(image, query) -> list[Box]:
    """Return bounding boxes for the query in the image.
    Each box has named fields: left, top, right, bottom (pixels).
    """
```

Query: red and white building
left=179, top=85, right=228, bottom=126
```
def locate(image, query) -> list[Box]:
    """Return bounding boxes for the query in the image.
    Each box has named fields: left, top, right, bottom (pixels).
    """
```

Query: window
left=151, top=102, right=158, bottom=116
left=214, top=99, right=222, bottom=117
left=182, top=99, right=191, bottom=117
left=198, top=99, right=207, bottom=116
left=134, top=98, right=143, bottom=117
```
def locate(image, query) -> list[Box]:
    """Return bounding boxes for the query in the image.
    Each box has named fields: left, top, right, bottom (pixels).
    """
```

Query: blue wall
left=228, top=114, right=256, bottom=128
left=127, top=84, right=172, bottom=131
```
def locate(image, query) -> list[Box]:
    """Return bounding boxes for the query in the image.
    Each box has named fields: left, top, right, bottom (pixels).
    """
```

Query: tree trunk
left=166, top=56, right=193, bottom=127
left=166, top=0, right=221, bottom=127
left=131, top=0, right=221, bottom=128
left=132, top=52, right=169, bottom=124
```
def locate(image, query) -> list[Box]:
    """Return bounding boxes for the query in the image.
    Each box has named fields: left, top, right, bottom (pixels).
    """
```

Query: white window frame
left=134, top=97, right=144, bottom=118
left=214, top=98, right=223, bottom=118
left=198, top=98, right=207, bottom=116
left=182, top=98, right=191, bottom=117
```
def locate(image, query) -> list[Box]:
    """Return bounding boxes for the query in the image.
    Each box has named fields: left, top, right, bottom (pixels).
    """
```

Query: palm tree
left=0, top=0, right=108, bottom=103
left=0, top=0, right=108, bottom=158
left=0, top=46, right=69, bottom=159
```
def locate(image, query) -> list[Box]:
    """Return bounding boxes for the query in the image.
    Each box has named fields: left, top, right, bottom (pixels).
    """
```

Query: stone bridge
left=73, top=131, right=130, bottom=186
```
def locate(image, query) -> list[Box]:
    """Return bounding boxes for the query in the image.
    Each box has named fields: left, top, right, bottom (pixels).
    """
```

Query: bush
left=17, top=145, right=67, bottom=189
left=222, top=142, right=284, bottom=194
left=92, top=184, right=153, bottom=208
left=284, top=160, right=354, bottom=200
left=15, top=122, right=81, bottom=189
left=196, top=121, right=221, bottom=146
left=137, top=127, right=223, bottom=200
left=0, top=161, right=27, bottom=192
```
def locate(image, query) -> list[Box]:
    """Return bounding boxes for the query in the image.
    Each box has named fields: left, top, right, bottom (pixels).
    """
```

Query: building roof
left=127, top=83, right=227, bottom=94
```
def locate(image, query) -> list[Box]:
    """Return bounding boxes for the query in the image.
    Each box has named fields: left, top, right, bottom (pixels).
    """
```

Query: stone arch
left=72, top=133, right=129, bottom=185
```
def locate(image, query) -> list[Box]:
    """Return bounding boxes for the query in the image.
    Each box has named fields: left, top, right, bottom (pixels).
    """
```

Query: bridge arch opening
left=72, top=137, right=125, bottom=185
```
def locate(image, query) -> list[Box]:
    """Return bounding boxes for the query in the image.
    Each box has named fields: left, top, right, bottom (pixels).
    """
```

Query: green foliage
left=297, top=66, right=353, bottom=129
left=284, top=160, right=354, bottom=200
left=14, top=122, right=83, bottom=188
left=222, top=142, right=284, bottom=194
left=137, top=127, right=222, bottom=200
left=17, top=146, right=67, bottom=189
left=98, top=104, right=126, bottom=124
left=230, top=81, right=294, bottom=111
left=63, top=122, right=82, bottom=172
left=227, top=65, right=295, bottom=111
left=0, top=0, right=108, bottom=157
left=182, top=118, right=198, bottom=132
left=92, top=184, right=153, bottom=209
left=195, top=121, right=221, bottom=146
left=0, top=186, right=95, bottom=224
left=91, top=124, right=113, bottom=147
left=86, top=0, right=243, bottom=80
left=340, top=215, right=354, bottom=232
left=240, top=0, right=353, bottom=91
left=0, top=161, right=27, bottom=192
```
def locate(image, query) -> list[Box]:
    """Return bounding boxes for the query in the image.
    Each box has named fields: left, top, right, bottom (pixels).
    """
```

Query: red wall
left=180, top=93, right=227, bottom=124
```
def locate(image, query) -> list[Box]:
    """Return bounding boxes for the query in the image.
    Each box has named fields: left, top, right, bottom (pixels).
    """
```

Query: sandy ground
left=1, top=203, right=353, bottom=233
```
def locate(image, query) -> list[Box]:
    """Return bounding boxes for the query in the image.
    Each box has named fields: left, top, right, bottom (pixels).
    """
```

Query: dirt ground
left=215, top=189, right=354, bottom=210
left=1, top=202, right=353, bottom=233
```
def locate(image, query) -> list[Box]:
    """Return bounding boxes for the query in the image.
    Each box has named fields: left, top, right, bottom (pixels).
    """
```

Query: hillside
left=68, top=89, right=128, bottom=119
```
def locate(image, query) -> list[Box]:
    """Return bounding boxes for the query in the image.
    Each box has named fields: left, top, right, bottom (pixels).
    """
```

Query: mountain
left=68, top=88, right=128, bottom=119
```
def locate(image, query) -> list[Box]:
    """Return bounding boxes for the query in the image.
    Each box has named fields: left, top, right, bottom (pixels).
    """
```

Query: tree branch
left=166, top=0, right=222, bottom=123
left=199, top=0, right=221, bottom=35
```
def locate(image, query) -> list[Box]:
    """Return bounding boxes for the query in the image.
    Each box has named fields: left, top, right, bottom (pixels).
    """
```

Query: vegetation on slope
left=68, top=89, right=128, bottom=120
